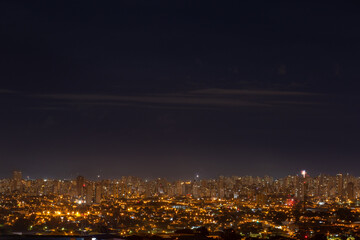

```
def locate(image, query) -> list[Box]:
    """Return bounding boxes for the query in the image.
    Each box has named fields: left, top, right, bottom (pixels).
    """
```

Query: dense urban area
left=1, top=171, right=360, bottom=240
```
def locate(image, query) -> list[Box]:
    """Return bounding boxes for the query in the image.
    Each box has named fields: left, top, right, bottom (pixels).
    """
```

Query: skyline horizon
left=2, top=169, right=358, bottom=181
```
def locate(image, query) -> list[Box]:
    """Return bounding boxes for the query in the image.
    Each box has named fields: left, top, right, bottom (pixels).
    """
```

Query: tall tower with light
left=301, top=170, right=308, bottom=212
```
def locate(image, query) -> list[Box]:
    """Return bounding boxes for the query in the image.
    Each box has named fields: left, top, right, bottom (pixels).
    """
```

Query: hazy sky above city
left=1, top=1, right=360, bottom=180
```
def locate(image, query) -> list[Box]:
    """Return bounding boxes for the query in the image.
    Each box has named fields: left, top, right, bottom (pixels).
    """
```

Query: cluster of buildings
left=1, top=171, right=360, bottom=238
left=0, top=171, right=359, bottom=204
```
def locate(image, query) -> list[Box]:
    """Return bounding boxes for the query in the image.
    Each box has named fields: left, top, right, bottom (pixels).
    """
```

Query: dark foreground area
left=0, top=232, right=351, bottom=240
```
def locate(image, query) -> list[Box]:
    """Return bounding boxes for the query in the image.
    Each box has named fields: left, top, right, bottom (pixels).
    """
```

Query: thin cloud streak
left=0, top=89, right=18, bottom=94
left=37, top=94, right=271, bottom=108
left=35, top=88, right=322, bottom=109
left=189, top=88, right=321, bottom=96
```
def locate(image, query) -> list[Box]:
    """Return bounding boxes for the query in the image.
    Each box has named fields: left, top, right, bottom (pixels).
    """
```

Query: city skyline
left=4, top=169, right=359, bottom=200
left=2, top=170, right=360, bottom=238
left=2, top=169, right=360, bottom=182
left=3, top=168, right=359, bottom=182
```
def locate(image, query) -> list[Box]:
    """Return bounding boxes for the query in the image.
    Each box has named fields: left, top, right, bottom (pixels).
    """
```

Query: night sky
left=1, top=0, right=360, bottom=180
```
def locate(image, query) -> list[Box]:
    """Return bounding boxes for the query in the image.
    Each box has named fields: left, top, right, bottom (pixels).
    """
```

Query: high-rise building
left=336, top=174, right=343, bottom=197
left=76, top=176, right=85, bottom=197
left=175, top=181, right=182, bottom=196
left=347, top=182, right=355, bottom=201
left=11, top=170, right=22, bottom=192
left=86, top=182, right=94, bottom=204
left=13, top=171, right=22, bottom=181
left=95, top=183, right=102, bottom=204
